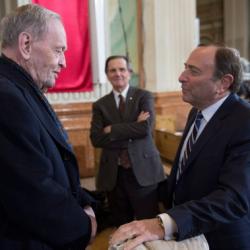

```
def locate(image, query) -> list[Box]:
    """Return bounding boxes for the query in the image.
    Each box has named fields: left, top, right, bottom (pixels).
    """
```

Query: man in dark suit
left=0, top=4, right=96, bottom=250
left=90, top=55, right=165, bottom=226
left=109, top=45, right=250, bottom=250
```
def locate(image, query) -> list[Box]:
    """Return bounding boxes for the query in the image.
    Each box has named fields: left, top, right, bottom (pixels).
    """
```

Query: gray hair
left=0, top=4, right=61, bottom=49
left=213, top=45, right=243, bottom=92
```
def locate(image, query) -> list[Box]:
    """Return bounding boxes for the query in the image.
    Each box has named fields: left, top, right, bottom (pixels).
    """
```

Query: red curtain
left=32, top=0, right=93, bottom=92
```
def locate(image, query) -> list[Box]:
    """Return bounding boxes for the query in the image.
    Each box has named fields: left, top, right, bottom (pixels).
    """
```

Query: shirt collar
left=201, top=94, right=229, bottom=123
left=113, top=84, right=130, bottom=99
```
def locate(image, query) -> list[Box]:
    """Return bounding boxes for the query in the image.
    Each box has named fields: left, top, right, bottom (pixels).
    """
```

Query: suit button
left=129, top=139, right=133, bottom=142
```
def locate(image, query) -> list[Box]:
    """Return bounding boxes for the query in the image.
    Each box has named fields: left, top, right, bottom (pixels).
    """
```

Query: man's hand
left=137, top=111, right=150, bottom=122
left=103, top=125, right=111, bottom=134
left=109, top=218, right=164, bottom=250
left=84, top=206, right=97, bottom=243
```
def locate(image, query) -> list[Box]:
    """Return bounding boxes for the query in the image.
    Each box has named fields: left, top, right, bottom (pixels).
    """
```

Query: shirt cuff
left=158, top=213, right=178, bottom=240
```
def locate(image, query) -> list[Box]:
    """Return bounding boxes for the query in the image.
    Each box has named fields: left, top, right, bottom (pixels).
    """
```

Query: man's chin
left=45, top=81, right=56, bottom=89
left=40, top=81, right=55, bottom=92
left=182, top=95, right=192, bottom=104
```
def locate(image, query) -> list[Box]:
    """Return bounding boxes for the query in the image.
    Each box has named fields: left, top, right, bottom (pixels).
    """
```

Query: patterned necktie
left=177, top=111, right=203, bottom=180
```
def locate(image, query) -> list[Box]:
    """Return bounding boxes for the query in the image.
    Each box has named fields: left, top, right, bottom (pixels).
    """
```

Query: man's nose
left=59, top=53, right=66, bottom=68
left=178, top=71, right=186, bottom=83
left=115, top=70, right=121, bottom=75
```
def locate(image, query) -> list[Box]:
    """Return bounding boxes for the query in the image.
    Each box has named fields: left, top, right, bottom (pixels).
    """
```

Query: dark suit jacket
left=166, top=94, right=250, bottom=250
left=90, top=86, right=165, bottom=191
left=0, top=56, right=94, bottom=250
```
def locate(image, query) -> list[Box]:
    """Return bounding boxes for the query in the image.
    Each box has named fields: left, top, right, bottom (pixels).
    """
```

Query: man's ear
left=221, top=74, right=234, bottom=91
left=18, top=32, right=32, bottom=60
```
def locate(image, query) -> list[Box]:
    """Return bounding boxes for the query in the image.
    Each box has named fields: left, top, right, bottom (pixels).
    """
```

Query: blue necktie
left=177, top=111, right=203, bottom=180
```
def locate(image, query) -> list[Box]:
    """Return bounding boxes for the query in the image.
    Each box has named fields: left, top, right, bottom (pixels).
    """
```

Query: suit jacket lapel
left=24, top=90, right=73, bottom=152
left=168, top=109, right=197, bottom=187
left=124, top=86, right=136, bottom=120
left=169, top=94, right=237, bottom=193
left=107, top=88, right=135, bottom=122
left=177, top=94, right=237, bottom=181
left=182, top=117, right=222, bottom=176
left=106, top=91, right=122, bottom=122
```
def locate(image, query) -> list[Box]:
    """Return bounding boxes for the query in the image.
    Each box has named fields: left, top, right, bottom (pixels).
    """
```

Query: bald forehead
left=192, top=45, right=217, bottom=58
left=187, top=45, right=217, bottom=66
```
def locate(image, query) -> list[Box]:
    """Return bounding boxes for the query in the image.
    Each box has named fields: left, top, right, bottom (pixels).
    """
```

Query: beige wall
left=224, top=0, right=249, bottom=58
left=142, top=0, right=196, bottom=92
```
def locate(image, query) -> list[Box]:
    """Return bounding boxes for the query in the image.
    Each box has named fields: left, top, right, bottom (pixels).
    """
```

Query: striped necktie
left=177, top=111, right=203, bottom=180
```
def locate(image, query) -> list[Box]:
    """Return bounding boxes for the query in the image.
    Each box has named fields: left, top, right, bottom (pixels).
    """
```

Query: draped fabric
left=32, top=0, right=93, bottom=92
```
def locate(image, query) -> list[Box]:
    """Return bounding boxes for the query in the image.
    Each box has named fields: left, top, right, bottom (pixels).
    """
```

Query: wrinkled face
left=106, top=58, right=131, bottom=92
left=179, top=46, right=224, bottom=110
left=27, top=19, right=67, bottom=90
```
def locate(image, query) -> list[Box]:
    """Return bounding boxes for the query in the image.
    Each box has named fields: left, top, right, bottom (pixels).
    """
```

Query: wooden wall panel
left=153, top=91, right=190, bottom=171
left=154, top=91, right=191, bottom=131
left=53, top=102, right=95, bottom=178
left=154, top=130, right=182, bottom=163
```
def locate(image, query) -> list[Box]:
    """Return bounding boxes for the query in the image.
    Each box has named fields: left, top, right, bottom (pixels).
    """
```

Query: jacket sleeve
left=0, top=91, right=92, bottom=248
left=167, top=112, right=250, bottom=241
